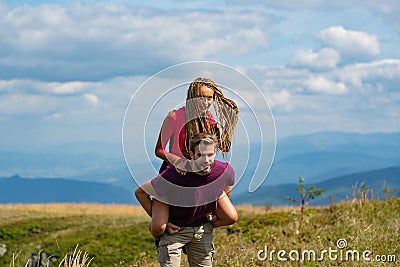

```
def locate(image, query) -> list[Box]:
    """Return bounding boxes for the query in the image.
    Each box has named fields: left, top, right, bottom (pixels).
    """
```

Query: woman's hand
left=174, top=160, right=188, bottom=175
left=165, top=154, right=190, bottom=175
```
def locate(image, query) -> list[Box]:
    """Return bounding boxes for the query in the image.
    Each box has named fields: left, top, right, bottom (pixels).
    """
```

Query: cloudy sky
left=1, top=0, right=399, bottom=153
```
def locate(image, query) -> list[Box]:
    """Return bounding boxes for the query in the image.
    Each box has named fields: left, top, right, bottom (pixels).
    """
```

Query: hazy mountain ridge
left=275, top=131, right=400, bottom=160
left=232, top=131, right=400, bottom=193
left=232, top=166, right=400, bottom=206
left=1, top=131, right=399, bottom=205
left=1, top=166, right=399, bottom=206
left=0, top=175, right=134, bottom=204
left=265, top=149, right=399, bottom=185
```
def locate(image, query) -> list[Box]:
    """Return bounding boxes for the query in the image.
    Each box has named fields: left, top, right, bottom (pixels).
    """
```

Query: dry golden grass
left=235, top=204, right=266, bottom=216
left=235, top=204, right=324, bottom=216
left=0, top=203, right=307, bottom=218
left=0, top=203, right=148, bottom=217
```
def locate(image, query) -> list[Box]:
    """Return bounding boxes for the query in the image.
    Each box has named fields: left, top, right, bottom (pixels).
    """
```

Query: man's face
left=190, top=141, right=216, bottom=175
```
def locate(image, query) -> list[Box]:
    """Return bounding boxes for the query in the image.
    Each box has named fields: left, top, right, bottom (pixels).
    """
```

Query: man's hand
left=166, top=222, right=181, bottom=235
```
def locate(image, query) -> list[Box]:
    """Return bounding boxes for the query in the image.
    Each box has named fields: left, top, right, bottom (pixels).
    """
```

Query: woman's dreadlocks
left=185, top=78, right=239, bottom=158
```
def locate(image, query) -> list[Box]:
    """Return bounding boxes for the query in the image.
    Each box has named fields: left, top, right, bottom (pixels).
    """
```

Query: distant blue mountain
left=232, top=166, right=400, bottom=206
left=1, top=166, right=399, bottom=206
left=275, top=131, right=400, bottom=160
left=265, top=150, right=399, bottom=184
left=232, top=131, right=400, bottom=193
left=1, top=131, right=399, bottom=198
left=0, top=175, right=135, bottom=204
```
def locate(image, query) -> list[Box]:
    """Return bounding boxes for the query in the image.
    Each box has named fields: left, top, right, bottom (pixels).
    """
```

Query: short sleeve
left=150, top=175, right=164, bottom=196
left=226, top=164, right=235, bottom=186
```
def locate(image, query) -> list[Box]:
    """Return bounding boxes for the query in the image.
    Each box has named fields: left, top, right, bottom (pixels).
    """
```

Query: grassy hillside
left=0, top=200, right=399, bottom=266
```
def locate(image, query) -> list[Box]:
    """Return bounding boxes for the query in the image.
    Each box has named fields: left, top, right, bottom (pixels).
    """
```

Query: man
left=135, top=133, right=237, bottom=267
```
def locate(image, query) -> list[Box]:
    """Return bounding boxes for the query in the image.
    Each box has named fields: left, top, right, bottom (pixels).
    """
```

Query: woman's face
left=196, top=85, right=214, bottom=113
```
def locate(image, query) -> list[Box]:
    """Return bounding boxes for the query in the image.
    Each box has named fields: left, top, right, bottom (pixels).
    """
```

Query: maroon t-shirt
left=151, top=160, right=235, bottom=227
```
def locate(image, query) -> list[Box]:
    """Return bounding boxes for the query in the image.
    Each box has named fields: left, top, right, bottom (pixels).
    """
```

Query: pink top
left=160, top=106, right=217, bottom=160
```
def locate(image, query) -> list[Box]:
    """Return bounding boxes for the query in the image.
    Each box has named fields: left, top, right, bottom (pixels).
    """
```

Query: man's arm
left=135, top=180, right=181, bottom=237
left=224, top=185, right=233, bottom=197
left=134, top=180, right=156, bottom=217
left=212, top=193, right=238, bottom=228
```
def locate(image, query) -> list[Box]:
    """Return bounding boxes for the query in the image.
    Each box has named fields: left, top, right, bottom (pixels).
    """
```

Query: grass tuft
left=59, top=245, right=93, bottom=267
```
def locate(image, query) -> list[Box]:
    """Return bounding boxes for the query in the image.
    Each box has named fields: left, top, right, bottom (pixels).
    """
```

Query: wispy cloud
left=0, top=3, right=273, bottom=81
left=0, top=0, right=399, bottom=150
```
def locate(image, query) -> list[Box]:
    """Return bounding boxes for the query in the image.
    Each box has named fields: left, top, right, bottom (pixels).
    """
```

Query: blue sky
left=1, top=0, right=399, bottom=152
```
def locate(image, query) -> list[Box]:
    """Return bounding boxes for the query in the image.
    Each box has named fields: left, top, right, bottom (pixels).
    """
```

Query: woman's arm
left=155, top=111, right=179, bottom=162
left=155, top=111, right=188, bottom=174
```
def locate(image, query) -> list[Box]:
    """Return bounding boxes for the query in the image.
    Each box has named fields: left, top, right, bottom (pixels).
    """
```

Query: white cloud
left=0, top=94, right=57, bottom=116
left=318, top=26, right=380, bottom=60
left=0, top=80, right=100, bottom=116
left=290, top=47, right=340, bottom=70
left=50, top=82, right=88, bottom=95
left=302, top=76, right=347, bottom=95
left=1, top=1, right=399, bottom=146
left=334, top=59, right=400, bottom=91
left=44, top=112, right=62, bottom=120
left=0, top=75, right=147, bottom=120
left=83, top=93, right=100, bottom=106
left=0, top=79, right=96, bottom=96
left=268, top=89, right=291, bottom=111
left=0, top=3, right=272, bottom=81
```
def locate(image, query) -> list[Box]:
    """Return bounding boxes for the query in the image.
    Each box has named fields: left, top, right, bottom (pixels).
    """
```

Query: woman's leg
left=150, top=199, right=169, bottom=238
left=212, top=194, right=238, bottom=228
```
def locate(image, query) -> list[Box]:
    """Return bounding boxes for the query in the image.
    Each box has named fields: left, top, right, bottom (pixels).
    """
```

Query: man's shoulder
left=212, top=160, right=234, bottom=175
left=213, top=160, right=228, bottom=168
left=152, top=167, right=188, bottom=188
left=160, top=166, right=180, bottom=179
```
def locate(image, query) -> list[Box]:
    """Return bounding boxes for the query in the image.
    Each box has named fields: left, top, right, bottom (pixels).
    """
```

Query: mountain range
left=0, top=131, right=399, bottom=206
left=0, top=175, right=134, bottom=204
left=231, top=166, right=400, bottom=206
left=1, top=165, right=399, bottom=206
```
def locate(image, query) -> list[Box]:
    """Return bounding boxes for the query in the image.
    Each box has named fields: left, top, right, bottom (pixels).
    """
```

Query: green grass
left=1, top=200, right=399, bottom=266
left=0, top=204, right=156, bottom=266
left=214, top=199, right=400, bottom=266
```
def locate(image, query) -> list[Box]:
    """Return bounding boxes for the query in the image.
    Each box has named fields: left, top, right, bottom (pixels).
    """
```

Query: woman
left=155, top=77, right=239, bottom=174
